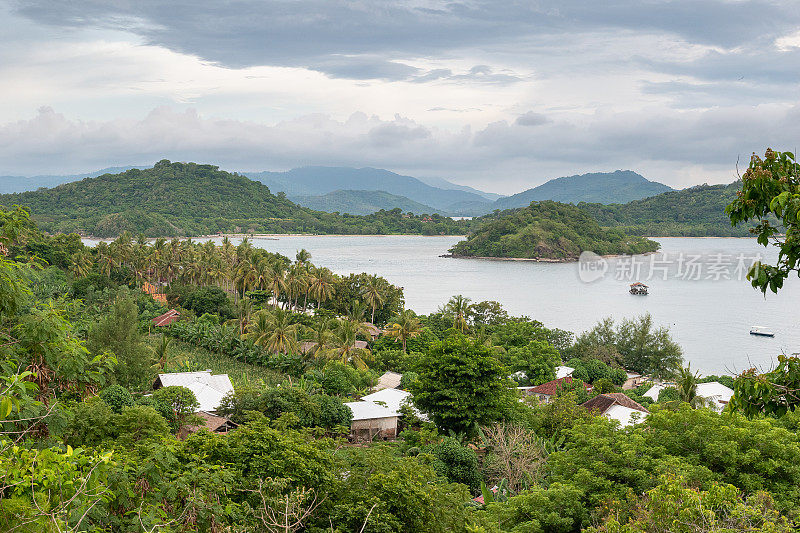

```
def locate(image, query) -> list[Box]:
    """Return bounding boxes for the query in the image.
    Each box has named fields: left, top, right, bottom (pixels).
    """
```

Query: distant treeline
left=578, top=182, right=759, bottom=237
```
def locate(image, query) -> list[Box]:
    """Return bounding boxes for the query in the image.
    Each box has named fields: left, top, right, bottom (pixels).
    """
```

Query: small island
left=447, top=200, right=660, bottom=261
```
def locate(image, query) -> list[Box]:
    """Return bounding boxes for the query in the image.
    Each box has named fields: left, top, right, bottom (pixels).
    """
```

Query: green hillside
left=493, top=170, right=673, bottom=211
left=0, top=160, right=469, bottom=237
left=291, top=189, right=445, bottom=215
left=578, top=181, right=758, bottom=236
left=449, top=201, right=659, bottom=260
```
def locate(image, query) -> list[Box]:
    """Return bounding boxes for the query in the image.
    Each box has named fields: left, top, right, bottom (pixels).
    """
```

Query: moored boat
left=750, top=326, right=775, bottom=337
left=629, top=282, right=648, bottom=295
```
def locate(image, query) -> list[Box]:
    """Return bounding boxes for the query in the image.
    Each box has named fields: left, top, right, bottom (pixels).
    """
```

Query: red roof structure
left=526, top=376, right=592, bottom=397
left=152, top=309, right=180, bottom=327
left=581, top=393, right=649, bottom=414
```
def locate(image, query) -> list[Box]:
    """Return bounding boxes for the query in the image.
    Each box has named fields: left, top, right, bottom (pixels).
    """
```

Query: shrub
left=99, top=384, right=135, bottom=413
left=427, top=437, right=481, bottom=493
left=400, top=371, right=419, bottom=390
left=152, top=385, right=199, bottom=432
left=593, top=378, right=617, bottom=394
left=112, top=405, right=171, bottom=446
left=657, top=387, right=680, bottom=403
left=183, top=287, right=234, bottom=319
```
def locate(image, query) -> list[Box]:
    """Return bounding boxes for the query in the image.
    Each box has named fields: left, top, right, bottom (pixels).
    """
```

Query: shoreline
left=81, top=233, right=467, bottom=242
left=443, top=250, right=658, bottom=263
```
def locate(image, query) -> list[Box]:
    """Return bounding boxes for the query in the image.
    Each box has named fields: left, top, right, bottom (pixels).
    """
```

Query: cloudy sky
left=1, top=0, right=799, bottom=193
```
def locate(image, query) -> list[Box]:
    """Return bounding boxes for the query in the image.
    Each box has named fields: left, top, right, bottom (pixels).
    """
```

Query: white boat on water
left=750, top=326, right=775, bottom=337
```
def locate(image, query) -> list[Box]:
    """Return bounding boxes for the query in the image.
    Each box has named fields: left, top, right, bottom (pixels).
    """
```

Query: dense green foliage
left=2, top=206, right=798, bottom=532
left=726, top=148, right=800, bottom=293
left=450, top=201, right=659, bottom=260
left=410, top=335, right=514, bottom=435
left=581, top=181, right=758, bottom=236
left=0, top=161, right=469, bottom=237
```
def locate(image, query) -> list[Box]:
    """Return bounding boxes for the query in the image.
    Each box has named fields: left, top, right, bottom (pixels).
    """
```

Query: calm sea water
left=88, top=235, right=799, bottom=375
left=193, top=235, right=800, bottom=375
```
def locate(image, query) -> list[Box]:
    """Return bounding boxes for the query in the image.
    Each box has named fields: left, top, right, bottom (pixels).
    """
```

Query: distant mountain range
left=0, top=167, right=141, bottom=194
left=485, top=170, right=673, bottom=214
left=243, top=166, right=497, bottom=212
left=291, top=190, right=444, bottom=216
left=2, top=164, right=676, bottom=217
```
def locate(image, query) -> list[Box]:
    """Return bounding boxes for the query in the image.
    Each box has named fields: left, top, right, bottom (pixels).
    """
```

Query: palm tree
left=235, top=297, right=253, bottom=335
left=347, top=300, right=368, bottom=323
left=384, top=310, right=422, bottom=353
left=267, top=263, right=287, bottom=308
left=309, top=267, right=336, bottom=309
left=245, top=309, right=298, bottom=355
left=295, top=248, right=311, bottom=265
left=361, top=275, right=385, bottom=324
left=151, top=334, right=174, bottom=371
left=286, top=264, right=308, bottom=311
left=441, top=295, right=472, bottom=333
left=675, top=364, right=706, bottom=408
left=329, top=319, right=370, bottom=370
left=69, top=251, right=93, bottom=278
left=303, top=317, right=335, bottom=361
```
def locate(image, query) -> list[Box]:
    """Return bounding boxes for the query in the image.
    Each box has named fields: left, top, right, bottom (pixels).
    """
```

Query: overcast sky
left=1, top=0, right=799, bottom=193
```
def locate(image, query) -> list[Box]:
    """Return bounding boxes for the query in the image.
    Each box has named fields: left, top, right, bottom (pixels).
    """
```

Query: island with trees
left=448, top=200, right=660, bottom=261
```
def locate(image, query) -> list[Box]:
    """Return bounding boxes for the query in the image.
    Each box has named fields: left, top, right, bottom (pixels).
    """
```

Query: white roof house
left=643, top=384, right=666, bottom=401
left=344, top=400, right=398, bottom=421
left=555, top=366, right=575, bottom=379
left=604, top=404, right=648, bottom=427
left=696, top=382, right=734, bottom=411
left=644, top=381, right=734, bottom=411
left=582, top=393, right=649, bottom=427
left=155, top=371, right=234, bottom=413
left=362, top=388, right=428, bottom=421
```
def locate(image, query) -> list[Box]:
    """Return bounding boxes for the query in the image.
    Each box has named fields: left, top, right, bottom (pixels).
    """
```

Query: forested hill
left=292, top=189, right=445, bottom=215
left=449, top=201, right=659, bottom=260
left=0, top=160, right=468, bottom=237
left=578, top=181, right=756, bottom=236
left=493, top=170, right=673, bottom=210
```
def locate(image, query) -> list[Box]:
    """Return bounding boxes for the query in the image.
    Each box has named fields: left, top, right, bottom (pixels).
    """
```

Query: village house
left=344, top=400, right=399, bottom=441
left=643, top=381, right=734, bottom=411
left=555, top=366, right=575, bottom=379
left=362, top=388, right=427, bottom=421
left=519, top=376, right=592, bottom=403
left=363, top=322, right=382, bottom=340
left=178, top=411, right=238, bottom=440
left=581, top=393, right=649, bottom=427
left=154, top=370, right=234, bottom=413
left=622, top=372, right=645, bottom=390
left=142, top=281, right=168, bottom=304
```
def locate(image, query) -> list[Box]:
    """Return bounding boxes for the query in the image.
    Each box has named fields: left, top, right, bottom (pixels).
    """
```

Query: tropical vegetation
left=2, top=203, right=800, bottom=531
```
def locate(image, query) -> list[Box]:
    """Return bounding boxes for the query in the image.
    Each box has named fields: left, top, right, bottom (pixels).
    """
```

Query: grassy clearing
left=144, top=335, right=285, bottom=388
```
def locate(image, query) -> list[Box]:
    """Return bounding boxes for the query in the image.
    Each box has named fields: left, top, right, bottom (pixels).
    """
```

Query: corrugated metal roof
left=555, top=366, right=574, bottom=379
left=376, top=371, right=402, bottom=390
left=344, top=400, right=398, bottom=421
left=157, top=371, right=234, bottom=412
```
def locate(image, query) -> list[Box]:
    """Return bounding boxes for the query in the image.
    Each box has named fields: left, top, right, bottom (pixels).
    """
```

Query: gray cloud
left=3, top=104, right=799, bottom=191
left=12, top=0, right=800, bottom=82
left=515, top=112, right=549, bottom=127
